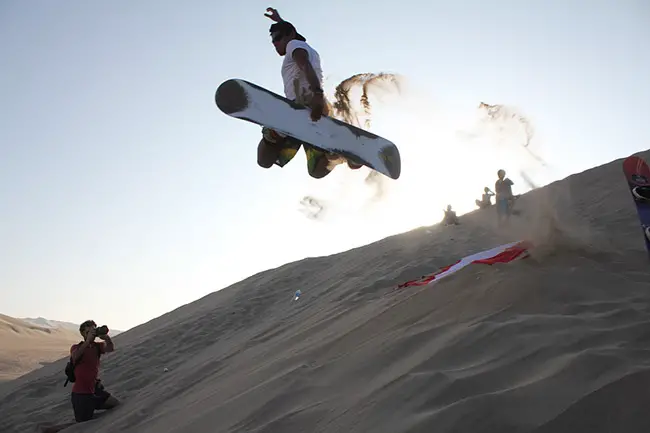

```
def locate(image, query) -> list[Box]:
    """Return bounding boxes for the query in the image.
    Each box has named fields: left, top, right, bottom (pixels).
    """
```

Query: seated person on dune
left=442, top=205, right=460, bottom=225
left=475, top=187, right=495, bottom=209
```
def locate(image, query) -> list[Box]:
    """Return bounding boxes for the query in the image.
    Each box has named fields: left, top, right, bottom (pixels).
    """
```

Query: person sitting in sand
left=442, top=205, right=460, bottom=225
left=475, top=187, right=495, bottom=209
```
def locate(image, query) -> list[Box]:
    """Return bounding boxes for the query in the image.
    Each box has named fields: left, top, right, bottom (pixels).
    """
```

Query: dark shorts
left=261, top=128, right=329, bottom=173
left=71, top=385, right=112, bottom=422
left=261, top=94, right=334, bottom=172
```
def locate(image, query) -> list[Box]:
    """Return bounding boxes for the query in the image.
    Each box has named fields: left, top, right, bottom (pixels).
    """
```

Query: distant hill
left=0, top=315, right=122, bottom=382
left=20, top=317, right=79, bottom=331
left=21, top=317, right=123, bottom=335
left=0, top=314, right=81, bottom=382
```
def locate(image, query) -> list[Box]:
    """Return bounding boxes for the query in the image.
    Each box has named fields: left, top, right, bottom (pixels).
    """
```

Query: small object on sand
left=164, top=367, right=169, bottom=372
left=294, top=290, right=301, bottom=301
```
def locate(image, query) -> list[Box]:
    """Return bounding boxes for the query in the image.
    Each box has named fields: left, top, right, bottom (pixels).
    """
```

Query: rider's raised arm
left=264, top=7, right=284, bottom=23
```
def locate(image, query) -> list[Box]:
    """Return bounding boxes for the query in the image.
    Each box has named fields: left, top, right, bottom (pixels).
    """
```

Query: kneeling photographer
left=67, top=320, right=120, bottom=423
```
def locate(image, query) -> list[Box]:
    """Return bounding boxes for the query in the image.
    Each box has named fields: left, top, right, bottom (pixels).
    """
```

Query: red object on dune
left=398, top=241, right=531, bottom=289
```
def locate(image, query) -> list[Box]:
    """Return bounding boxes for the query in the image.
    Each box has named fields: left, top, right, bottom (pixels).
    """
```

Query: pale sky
left=1, top=0, right=649, bottom=331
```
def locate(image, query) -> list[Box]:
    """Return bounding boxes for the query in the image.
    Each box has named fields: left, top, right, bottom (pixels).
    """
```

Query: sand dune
left=19, top=317, right=124, bottom=336
left=2, top=150, right=650, bottom=433
left=0, top=314, right=81, bottom=383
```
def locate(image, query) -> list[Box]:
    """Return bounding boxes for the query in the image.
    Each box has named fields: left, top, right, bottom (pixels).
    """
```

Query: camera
left=95, top=325, right=109, bottom=336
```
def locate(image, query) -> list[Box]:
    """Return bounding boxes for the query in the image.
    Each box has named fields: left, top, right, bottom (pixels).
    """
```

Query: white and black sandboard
left=215, top=78, right=401, bottom=180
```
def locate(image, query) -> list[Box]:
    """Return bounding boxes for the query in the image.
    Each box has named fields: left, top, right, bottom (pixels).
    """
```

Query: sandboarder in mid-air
left=257, top=7, right=362, bottom=179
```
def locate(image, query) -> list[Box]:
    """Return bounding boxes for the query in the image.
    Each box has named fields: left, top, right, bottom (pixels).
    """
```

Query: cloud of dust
left=472, top=102, right=548, bottom=181
left=464, top=102, right=618, bottom=259
left=293, top=77, right=617, bottom=263
left=508, top=179, right=615, bottom=261
left=455, top=102, right=613, bottom=258
left=297, top=77, right=569, bottom=251
left=444, top=102, right=618, bottom=262
left=444, top=100, right=554, bottom=216
left=476, top=102, right=547, bottom=167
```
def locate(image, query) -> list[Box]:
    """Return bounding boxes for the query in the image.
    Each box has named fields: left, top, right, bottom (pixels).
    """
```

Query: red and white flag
left=398, top=241, right=531, bottom=288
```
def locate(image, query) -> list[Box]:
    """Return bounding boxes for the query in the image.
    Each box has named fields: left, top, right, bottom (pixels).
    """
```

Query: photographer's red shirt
left=69, top=342, right=105, bottom=394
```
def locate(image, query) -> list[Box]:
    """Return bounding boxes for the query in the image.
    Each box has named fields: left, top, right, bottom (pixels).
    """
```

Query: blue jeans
left=496, top=197, right=511, bottom=217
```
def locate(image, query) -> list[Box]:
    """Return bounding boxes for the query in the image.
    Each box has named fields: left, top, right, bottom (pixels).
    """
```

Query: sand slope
left=2, top=150, right=650, bottom=433
left=0, top=314, right=81, bottom=383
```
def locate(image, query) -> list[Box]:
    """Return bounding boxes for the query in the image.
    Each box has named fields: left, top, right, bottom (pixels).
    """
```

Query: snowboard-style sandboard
left=622, top=154, right=650, bottom=255
left=215, top=78, right=401, bottom=180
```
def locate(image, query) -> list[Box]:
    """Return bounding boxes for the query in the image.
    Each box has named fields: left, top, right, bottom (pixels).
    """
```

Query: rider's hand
left=310, top=92, right=325, bottom=121
left=264, top=7, right=283, bottom=22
